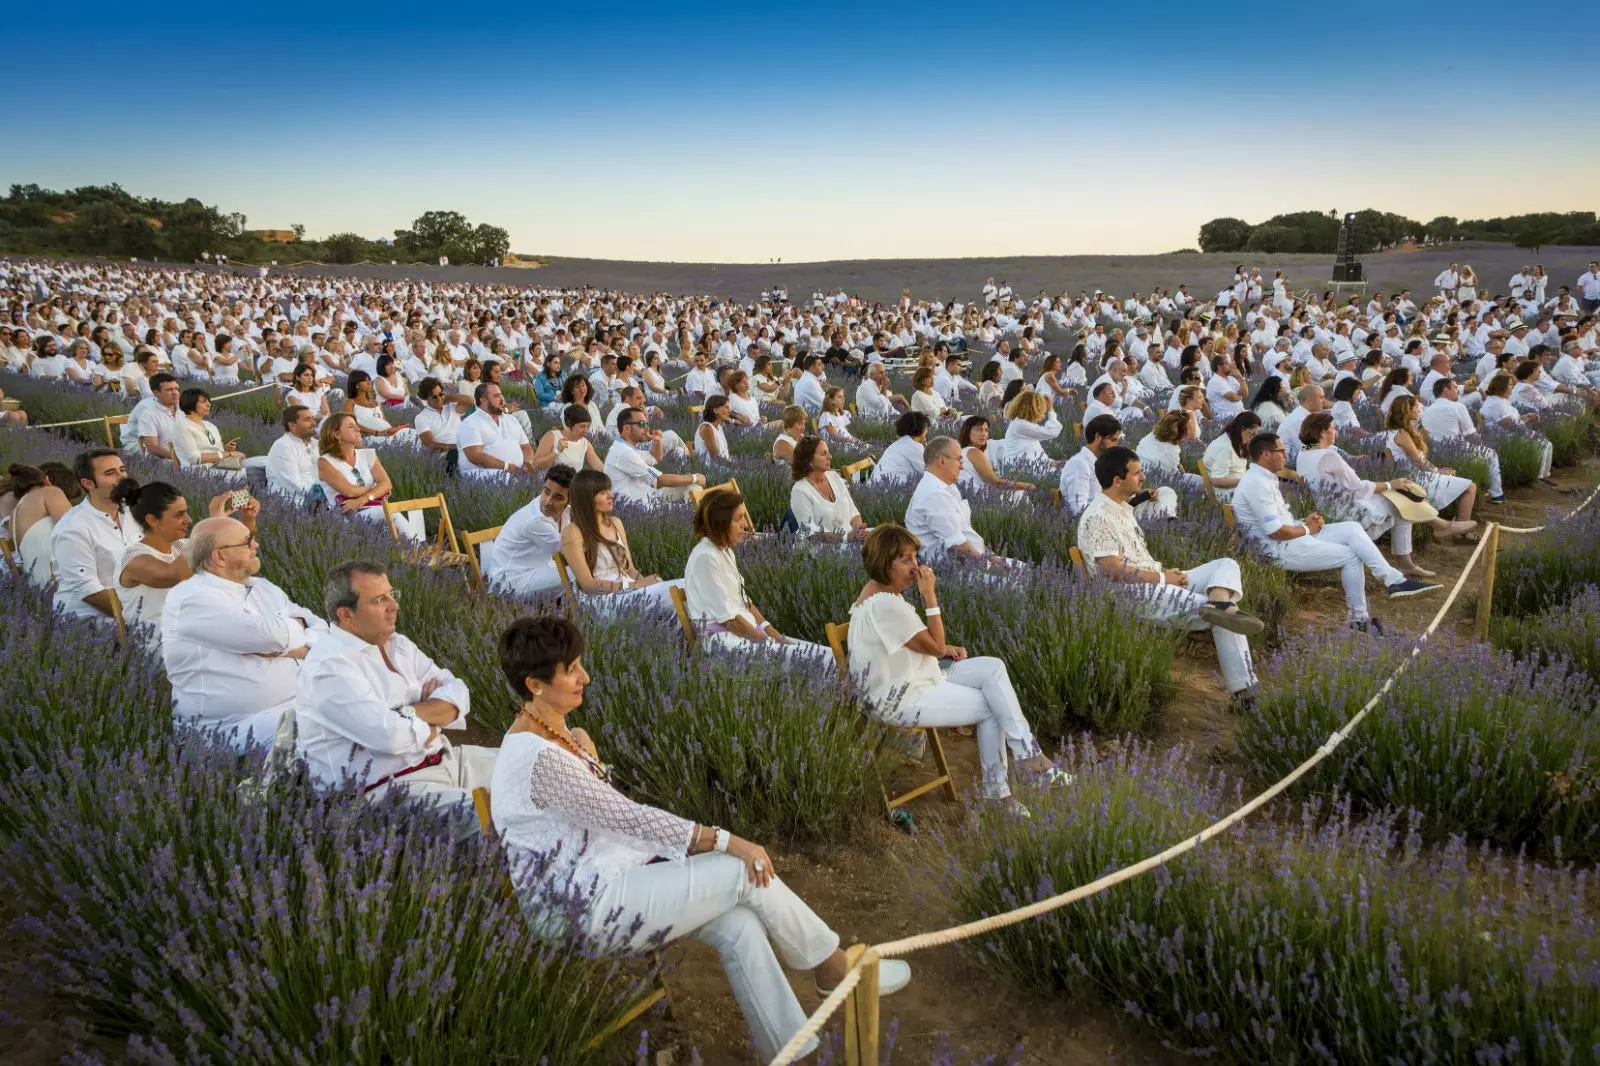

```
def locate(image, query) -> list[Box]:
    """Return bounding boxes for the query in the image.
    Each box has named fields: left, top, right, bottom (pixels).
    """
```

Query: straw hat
left=1380, top=484, right=1439, bottom=523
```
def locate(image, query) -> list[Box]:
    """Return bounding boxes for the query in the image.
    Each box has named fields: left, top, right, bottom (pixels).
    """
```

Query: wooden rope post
left=1474, top=522, right=1501, bottom=640
left=842, top=945, right=880, bottom=1066
left=102, top=416, right=117, bottom=449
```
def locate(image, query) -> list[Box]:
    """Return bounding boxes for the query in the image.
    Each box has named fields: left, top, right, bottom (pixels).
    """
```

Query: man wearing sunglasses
left=603, top=411, right=705, bottom=505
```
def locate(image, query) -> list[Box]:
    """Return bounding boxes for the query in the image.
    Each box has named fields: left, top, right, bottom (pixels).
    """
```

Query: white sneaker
left=817, top=959, right=912, bottom=998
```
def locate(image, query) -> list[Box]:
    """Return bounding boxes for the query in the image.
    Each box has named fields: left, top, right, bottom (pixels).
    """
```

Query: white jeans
left=1139, top=484, right=1179, bottom=519
left=1263, top=521, right=1404, bottom=621
left=589, top=852, right=840, bottom=1064
left=366, top=743, right=499, bottom=835
left=877, top=657, right=1042, bottom=799
left=1139, top=558, right=1258, bottom=693
left=584, top=578, right=685, bottom=614
left=704, top=629, right=832, bottom=664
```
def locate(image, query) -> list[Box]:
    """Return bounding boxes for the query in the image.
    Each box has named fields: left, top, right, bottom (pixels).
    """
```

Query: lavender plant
left=1241, top=629, right=1600, bottom=859
left=929, top=738, right=1600, bottom=1064
left=1492, top=584, right=1600, bottom=684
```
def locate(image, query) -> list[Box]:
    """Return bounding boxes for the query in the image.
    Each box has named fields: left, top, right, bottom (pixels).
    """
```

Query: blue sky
left=7, top=1, right=1596, bottom=261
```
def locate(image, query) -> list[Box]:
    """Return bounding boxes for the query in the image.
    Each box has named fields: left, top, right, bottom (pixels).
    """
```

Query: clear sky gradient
left=7, top=1, right=1596, bottom=263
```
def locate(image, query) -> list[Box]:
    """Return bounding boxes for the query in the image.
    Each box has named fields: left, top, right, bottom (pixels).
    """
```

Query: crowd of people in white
left=2, top=253, right=1599, bottom=1061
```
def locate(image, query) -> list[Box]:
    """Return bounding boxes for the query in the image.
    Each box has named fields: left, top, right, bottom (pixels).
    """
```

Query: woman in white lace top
left=489, top=617, right=911, bottom=1062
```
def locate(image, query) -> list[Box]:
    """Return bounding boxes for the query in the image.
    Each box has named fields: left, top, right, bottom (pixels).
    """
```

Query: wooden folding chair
left=1067, top=545, right=1089, bottom=578
left=470, top=788, right=670, bottom=1046
left=1221, top=503, right=1236, bottom=529
left=0, top=532, right=18, bottom=577
left=840, top=456, right=874, bottom=481
left=687, top=477, right=742, bottom=508
left=460, top=525, right=503, bottom=589
left=552, top=551, right=579, bottom=621
left=104, top=414, right=129, bottom=449
left=382, top=494, right=470, bottom=567
left=109, top=590, right=128, bottom=647
left=668, top=584, right=697, bottom=654
left=824, top=620, right=958, bottom=819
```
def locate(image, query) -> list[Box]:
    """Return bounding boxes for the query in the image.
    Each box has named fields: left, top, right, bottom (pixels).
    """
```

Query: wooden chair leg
left=926, top=728, right=959, bottom=802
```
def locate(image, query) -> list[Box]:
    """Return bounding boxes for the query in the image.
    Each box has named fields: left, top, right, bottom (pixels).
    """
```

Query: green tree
left=1198, top=217, right=1252, bottom=253
left=323, top=232, right=368, bottom=264
left=1261, top=211, right=1340, bottom=253
left=1515, top=216, right=1566, bottom=253
left=1425, top=216, right=1458, bottom=242
left=395, top=210, right=473, bottom=259
left=468, top=223, right=510, bottom=263
left=1245, top=224, right=1302, bottom=254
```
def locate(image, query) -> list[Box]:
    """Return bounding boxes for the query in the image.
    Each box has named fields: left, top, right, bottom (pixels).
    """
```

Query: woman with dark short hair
left=488, top=615, right=911, bottom=1063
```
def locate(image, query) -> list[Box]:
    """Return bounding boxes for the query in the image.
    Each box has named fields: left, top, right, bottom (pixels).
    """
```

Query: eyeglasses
left=216, top=535, right=258, bottom=552
left=366, top=589, right=402, bottom=607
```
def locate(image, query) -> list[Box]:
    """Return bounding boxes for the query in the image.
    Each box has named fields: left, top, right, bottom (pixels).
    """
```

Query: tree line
left=1198, top=209, right=1600, bottom=255
left=0, top=184, right=513, bottom=266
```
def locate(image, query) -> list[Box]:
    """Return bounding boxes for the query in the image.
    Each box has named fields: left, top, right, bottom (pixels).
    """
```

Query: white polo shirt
left=413, top=403, right=462, bottom=446
left=456, top=408, right=529, bottom=477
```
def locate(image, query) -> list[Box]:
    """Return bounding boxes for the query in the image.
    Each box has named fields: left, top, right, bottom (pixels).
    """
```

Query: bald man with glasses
left=161, top=516, right=328, bottom=749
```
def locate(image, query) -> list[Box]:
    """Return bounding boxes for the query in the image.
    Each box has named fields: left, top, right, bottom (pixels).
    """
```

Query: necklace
left=519, top=703, right=609, bottom=782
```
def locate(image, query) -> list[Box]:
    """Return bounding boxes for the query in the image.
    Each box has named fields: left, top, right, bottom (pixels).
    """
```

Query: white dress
left=542, top=431, right=592, bottom=472
left=728, top=393, right=762, bottom=425
left=575, top=541, right=683, bottom=613
left=695, top=422, right=729, bottom=463
left=116, top=540, right=187, bottom=632
left=18, top=514, right=55, bottom=586
left=818, top=410, right=856, bottom=441
left=1383, top=431, right=1470, bottom=510
left=772, top=431, right=801, bottom=465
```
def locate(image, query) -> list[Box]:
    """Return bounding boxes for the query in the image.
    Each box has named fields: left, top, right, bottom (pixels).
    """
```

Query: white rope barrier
left=26, top=380, right=278, bottom=430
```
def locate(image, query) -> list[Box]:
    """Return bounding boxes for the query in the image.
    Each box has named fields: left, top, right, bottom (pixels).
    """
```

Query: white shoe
left=817, top=959, right=912, bottom=998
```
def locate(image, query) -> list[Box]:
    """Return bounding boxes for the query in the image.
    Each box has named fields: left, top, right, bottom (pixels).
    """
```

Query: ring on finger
left=753, top=859, right=766, bottom=872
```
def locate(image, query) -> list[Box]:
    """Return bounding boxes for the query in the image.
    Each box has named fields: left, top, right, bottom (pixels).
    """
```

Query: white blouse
left=847, top=592, right=943, bottom=710
left=684, top=537, right=756, bottom=629
left=490, top=731, right=694, bottom=891
left=728, top=392, right=762, bottom=425
left=174, top=417, right=226, bottom=467
left=695, top=422, right=729, bottom=463
left=818, top=410, right=856, bottom=440
left=790, top=472, right=861, bottom=536
left=1201, top=434, right=1248, bottom=497
left=116, top=539, right=188, bottom=629
left=1135, top=434, right=1181, bottom=475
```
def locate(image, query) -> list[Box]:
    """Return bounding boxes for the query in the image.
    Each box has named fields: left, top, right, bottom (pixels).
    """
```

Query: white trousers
left=704, top=629, right=832, bottom=664
left=589, top=852, right=840, bottom=1064
left=1140, top=558, right=1258, bottom=693
left=583, top=577, right=685, bottom=614
left=353, top=503, right=425, bottom=543
left=1264, top=521, right=1404, bottom=621
left=366, top=743, right=499, bottom=836
left=878, top=657, right=1042, bottom=799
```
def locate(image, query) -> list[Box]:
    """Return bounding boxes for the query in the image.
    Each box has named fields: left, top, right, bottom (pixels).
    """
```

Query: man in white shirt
left=1230, top=433, right=1437, bottom=629
left=1059, top=414, right=1177, bottom=517
left=792, top=355, right=827, bottom=415
left=1577, top=261, right=1600, bottom=314
left=483, top=467, right=573, bottom=598
left=1552, top=341, right=1600, bottom=394
left=265, top=405, right=321, bottom=500
left=162, top=515, right=328, bottom=749
left=1077, top=446, right=1261, bottom=705
left=350, top=336, right=381, bottom=377
left=413, top=377, right=467, bottom=461
left=296, top=561, right=494, bottom=814
left=904, top=437, right=1011, bottom=571
left=1277, top=384, right=1323, bottom=464
left=877, top=412, right=930, bottom=482
left=456, top=383, right=534, bottom=478
left=856, top=362, right=908, bottom=420
left=1434, top=264, right=1460, bottom=301
left=50, top=448, right=143, bottom=620
left=1204, top=357, right=1246, bottom=421
left=1421, top=378, right=1509, bottom=501
left=604, top=411, right=705, bottom=504
left=28, top=335, right=67, bottom=379
left=122, top=372, right=181, bottom=460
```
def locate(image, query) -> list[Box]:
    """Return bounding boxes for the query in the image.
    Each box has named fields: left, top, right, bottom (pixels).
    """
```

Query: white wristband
left=1156, top=572, right=1166, bottom=585
left=924, top=606, right=942, bottom=616
left=714, top=828, right=731, bottom=853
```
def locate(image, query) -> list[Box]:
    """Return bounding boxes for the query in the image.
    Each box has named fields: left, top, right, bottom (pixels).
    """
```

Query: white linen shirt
left=1058, top=447, right=1099, bottom=514
left=161, top=570, right=328, bottom=747
left=266, top=433, right=319, bottom=498
left=876, top=436, right=926, bottom=482
left=50, top=499, right=143, bottom=619
left=603, top=441, right=663, bottom=503
left=1230, top=464, right=1298, bottom=549
left=295, top=626, right=471, bottom=789
left=904, top=472, right=984, bottom=557
left=483, top=500, right=567, bottom=594
left=1421, top=397, right=1475, bottom=439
